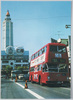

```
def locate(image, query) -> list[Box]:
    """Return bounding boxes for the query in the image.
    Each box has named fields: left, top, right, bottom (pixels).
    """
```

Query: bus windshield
left=50, top=45, right=66, bottom=53
left=42, top=63, right=68, bottom=72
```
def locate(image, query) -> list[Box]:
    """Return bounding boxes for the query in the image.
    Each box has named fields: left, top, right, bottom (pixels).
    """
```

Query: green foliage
left=16, top=66, right=23, bottom=71
left=5, top=65, right=13, bottom=74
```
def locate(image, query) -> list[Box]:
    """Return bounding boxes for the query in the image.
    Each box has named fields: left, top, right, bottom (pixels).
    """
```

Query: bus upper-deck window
left=34, top=54, right=35, bottom=58
left=50, top=45, right=57, bottom=52
left=42, top=48, right=45, bottom=54
left=44, top=46, right=47, bottom=52
left=35, top=53, right=37, bottom=58
left=42, top=47, right=47, bottom=54
left=32, top=55, right=34, bottom=60
left=38, top=51, right=40, bottom=56
left=32, top=56, right=33, bottom=60
left=58, top=46, right=66, bottom=53
left=36, top=52, right=38, bottom=57
left=39, top=50, right=42, bottom=55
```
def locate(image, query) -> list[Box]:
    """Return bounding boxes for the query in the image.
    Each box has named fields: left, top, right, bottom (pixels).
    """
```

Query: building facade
left=1, top=11, right=29, bottom=72
left=1, top=46, right=29, bottom=71
left=2, top=10, right=13, bottom=50
left=57, top=36, right=71, bottom=64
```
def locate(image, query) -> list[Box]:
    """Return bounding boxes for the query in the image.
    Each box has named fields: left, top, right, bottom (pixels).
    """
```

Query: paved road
left=1, top=78, right=36, bottom=99
left=1, top=78, right=71, bottom=99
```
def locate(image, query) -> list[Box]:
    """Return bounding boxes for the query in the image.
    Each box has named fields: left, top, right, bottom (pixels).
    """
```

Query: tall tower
left=2, top=10, right=13, bottom=50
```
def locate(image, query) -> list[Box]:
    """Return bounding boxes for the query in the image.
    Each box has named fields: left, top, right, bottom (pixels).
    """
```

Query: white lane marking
left=25, top=89, right=45, bottom=99
left=16, top=82, right=24, bottom=88
left=53, top=90, right=69, bottom=96
left=16, top=82, right=45, bottom=99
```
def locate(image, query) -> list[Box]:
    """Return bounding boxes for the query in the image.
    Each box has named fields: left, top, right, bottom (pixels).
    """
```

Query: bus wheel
left=31, top=76, right=34, bottom=83
left=39, top=76, right=44, bottom=86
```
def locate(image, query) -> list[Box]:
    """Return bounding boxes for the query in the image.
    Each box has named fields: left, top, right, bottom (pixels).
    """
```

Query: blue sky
left=1, top=1, right=71, bottom=58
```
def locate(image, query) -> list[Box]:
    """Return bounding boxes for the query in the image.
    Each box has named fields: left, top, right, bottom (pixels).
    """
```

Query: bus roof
left=31, top=43, right=66, bottom=57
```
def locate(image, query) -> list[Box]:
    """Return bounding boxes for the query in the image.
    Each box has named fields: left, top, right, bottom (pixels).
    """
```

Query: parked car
left=18, top=74, right=24, bottom=80
left=2, top=75, right=6, bottom=78
left=23, top=74, right=29, bottom=81
left=11, top=74, right=16, bottom=79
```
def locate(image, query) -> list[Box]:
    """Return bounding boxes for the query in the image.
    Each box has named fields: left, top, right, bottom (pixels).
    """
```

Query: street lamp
left=65, top=25, right=71, bottom=29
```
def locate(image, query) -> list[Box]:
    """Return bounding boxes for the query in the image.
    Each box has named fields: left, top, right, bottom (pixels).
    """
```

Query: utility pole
left=65, top=25, right=71, bottom=29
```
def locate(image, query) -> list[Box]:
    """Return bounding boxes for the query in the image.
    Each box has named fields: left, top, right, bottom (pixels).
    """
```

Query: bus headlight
left=48, top=76, right=50, bottom=80
left=67, top=77, right=69, bottom=80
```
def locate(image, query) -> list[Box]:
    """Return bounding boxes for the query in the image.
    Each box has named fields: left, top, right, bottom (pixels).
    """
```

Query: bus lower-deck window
left=59, top=64, right=68, bottom=72
left=49, top=68, right=58, bottom=72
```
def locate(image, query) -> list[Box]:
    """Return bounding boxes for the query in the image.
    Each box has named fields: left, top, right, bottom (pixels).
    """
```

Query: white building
left=2, top=10, right=13, bottom=50
left=1, top=46, right=29, bottom=71
left=1, top=11, right=29, bottom=72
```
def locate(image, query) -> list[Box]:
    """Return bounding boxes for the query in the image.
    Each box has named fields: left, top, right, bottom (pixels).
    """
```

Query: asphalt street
left=1, top=78, right=71, bottom=99
left=1, top=78, right=36, bottom=99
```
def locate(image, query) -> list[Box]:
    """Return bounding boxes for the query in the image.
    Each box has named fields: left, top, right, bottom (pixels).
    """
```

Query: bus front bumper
left=46, top=81, right=70, bottom=84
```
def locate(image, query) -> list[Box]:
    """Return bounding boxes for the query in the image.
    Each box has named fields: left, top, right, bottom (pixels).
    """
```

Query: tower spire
left=2, top=10, right=13, bottom=50
left=5, top=10, right=11, bottom=20
left=6, top=10, right=10, bottom=16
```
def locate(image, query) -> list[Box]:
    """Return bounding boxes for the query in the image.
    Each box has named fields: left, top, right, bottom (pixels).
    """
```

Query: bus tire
left=31, top=76, right=34, bottom=83
left=39, top=76, right=44, bottom=86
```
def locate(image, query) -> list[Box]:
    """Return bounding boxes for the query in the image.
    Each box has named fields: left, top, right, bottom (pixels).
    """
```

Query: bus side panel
left=41, top=73, right=50, bottom=84
left=45, top=45, right=49, bottom=63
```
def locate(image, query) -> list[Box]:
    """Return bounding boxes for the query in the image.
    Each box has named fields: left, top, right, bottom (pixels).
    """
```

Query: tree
left=17, top=66, right=23, bottom=71
left=5, top=65, right=13, bottom=75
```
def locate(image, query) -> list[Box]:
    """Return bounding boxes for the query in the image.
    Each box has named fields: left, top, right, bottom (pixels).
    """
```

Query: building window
left=16, top=60, right=21, bottom=62
left=15, top=64, right=21, bottom=66
left=10, top=62, right=13, bottom=65
left=2, top=61, right=8, bottom=63
left=2, top=65, right=6, bottom=69
left=23, top=59, right=28, bottom=62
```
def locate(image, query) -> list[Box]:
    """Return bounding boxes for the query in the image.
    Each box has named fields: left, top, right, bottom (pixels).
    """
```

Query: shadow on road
left=29, top=81, right=70, bottom=88
left=1, top=78, right=13, bottom=83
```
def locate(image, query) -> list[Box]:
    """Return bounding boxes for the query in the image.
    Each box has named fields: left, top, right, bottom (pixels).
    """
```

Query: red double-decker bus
left=29, top=43, right=70, bottom=85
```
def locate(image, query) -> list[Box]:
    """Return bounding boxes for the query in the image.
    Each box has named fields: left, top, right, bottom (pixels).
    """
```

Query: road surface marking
left=16, top=82, right=45, bottom=99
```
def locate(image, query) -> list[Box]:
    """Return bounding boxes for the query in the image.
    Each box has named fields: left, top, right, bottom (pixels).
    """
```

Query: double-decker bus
left=29, top=43, right=70, bottom=85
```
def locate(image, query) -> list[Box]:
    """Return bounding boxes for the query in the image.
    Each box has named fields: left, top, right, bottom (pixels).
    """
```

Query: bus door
left=41, top=64, right=48, bottom=83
